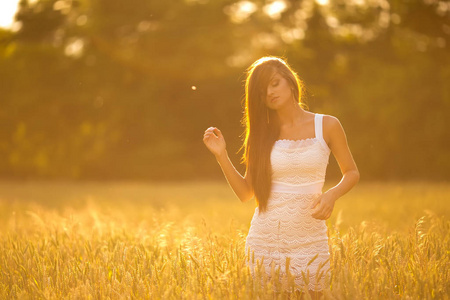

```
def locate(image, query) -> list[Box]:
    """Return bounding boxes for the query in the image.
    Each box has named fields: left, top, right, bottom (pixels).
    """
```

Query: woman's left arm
left=311, top=115, right=360, bottom=220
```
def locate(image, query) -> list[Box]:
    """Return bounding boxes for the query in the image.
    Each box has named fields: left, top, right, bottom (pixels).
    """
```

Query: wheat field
left=0, top=181, right=448, bottom=299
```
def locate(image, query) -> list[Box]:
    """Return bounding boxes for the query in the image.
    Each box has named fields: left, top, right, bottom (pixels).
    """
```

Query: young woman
left=203, top=57, right=359, bottom=298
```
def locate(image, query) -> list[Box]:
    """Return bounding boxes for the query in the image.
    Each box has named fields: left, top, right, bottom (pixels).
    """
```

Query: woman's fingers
left=312, top=202, right=329, bottom=219
left=318, top=203, right=330, bottom=216
left=310, top=195, right=322, bottom=219
left=204, top=127, right=224, bottom=140
left=203, top=127, right=226, bottom=158
left=310, top=196, right=321, bottom=209
left=213, top=128, right=223, bottom=138
left=203, top=132, right=217, bottom=140
left=203, top=135, right=215, bottom=144
left=316, top=204, right=332, bottom=220
left=311, top=206, right=320, bottom=218
left=203, top=128, right=222, bottom=148
left=204, top=127, right=216, bottom=133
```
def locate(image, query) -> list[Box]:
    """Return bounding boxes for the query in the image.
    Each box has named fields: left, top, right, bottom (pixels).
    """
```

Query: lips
left=271, top=96, right=279, bottom=102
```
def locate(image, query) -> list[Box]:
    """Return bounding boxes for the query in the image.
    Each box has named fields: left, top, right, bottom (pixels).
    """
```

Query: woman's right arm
left=203, top=127, right=254, bottom=202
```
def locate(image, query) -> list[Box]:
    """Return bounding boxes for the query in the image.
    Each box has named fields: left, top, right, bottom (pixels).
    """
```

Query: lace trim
left=275, top=137, right=317, bottom=143
left=271, top=141, right=330, bottom=185
left=274, top=137, right=317, bottom=150
left=247, top=129, right=331, bottom=292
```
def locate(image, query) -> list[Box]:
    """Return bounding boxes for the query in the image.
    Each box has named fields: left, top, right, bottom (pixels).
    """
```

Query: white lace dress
left=245, top=113, right=331, bottom=291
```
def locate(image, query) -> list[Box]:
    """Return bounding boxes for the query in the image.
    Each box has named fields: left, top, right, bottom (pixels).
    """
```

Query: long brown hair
left=241, top=57, right=307, bottom=212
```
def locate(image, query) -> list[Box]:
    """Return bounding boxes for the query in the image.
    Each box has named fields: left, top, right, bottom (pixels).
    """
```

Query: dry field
left=0, top=181, right=448, bottom=299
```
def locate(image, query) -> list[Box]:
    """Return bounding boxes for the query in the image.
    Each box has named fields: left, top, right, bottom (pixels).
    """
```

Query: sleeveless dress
left=245, top=113, right=331, bottom=292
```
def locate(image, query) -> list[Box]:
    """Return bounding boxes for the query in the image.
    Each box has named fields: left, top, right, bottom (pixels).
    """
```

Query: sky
left=0, top=0, right=20, bottom=28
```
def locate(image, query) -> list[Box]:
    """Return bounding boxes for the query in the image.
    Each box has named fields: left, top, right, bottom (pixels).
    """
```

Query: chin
left=268, top=101, right=287, bottom=110
left=266, top=104, right=278, bottom=110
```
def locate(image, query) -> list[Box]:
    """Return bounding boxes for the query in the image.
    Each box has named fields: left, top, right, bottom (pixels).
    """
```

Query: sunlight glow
left=378, top=11, right=390, bottom=28
left=326, top=16, right=339, bottom=28
left=252, top=32, right=279, bottom=49
left=226, top=51, right=253, bottom=68
left=65, top=38, right=84, bottom=58
left=76, top=15, right=88, bottom=27
left=351, top=0, right=365, bottom=6
left=263, top=0, right=288, bottom=20
left=0, top=0, right=20, bottom=28
left=279, top=27, right=305, bottom=43
left=437, top=2, right=450, bottom=16
left=223, top=1, right=257, bottom=24
left=315, top=0, right=329, bottom=6
left=53, top=1, right=72, bottom=15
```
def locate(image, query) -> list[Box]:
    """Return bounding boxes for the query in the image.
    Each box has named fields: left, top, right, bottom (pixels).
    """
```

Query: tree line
left=0, top=0, right=448, bottom=181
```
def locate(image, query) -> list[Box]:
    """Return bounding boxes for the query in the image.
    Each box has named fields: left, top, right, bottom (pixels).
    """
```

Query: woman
left=203, top=57, right=359, bottom=298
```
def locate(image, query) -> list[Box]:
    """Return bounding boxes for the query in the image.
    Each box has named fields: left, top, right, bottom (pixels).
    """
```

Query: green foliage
left=0, top=0, right=449, bottom=180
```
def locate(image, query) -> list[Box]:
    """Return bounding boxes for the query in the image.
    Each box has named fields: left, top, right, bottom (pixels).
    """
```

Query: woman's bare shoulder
left=320, top=114, right=344, bottom=145
left=321, top=114, right=341, bottom=128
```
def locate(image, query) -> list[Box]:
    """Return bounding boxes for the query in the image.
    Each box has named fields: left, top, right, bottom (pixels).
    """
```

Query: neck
left=274, top=102, right=305, bottom=127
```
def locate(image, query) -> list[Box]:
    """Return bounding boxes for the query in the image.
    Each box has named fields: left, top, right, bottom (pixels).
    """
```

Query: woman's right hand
left=203, top=127, right=227, bottom=158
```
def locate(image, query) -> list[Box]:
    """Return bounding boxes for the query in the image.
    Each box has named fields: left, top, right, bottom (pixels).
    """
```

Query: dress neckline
left=275, top=113, right=317, bottom=143
left=275, top=137, right=317, bottom=143
left=274, top=137, right=318, bottom=150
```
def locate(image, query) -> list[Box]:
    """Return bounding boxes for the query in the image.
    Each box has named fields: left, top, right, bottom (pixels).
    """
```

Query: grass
left=0, top=180, right=448, bottom=299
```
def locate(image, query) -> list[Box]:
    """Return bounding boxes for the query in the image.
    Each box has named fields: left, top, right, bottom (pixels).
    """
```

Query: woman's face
left=265, top=72, right=293, bottom=110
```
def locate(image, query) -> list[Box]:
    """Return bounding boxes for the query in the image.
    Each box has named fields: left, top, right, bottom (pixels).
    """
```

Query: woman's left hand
left=310, top=191, right=337, bottom=220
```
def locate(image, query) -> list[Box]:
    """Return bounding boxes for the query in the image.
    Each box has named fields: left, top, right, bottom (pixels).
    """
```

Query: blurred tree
left=0, top=0, right=448, bottom=180
left=15, top=0, right=67, bottom=42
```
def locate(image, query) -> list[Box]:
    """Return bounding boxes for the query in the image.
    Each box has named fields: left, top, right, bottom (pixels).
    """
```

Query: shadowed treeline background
left=0, top=0, right=449, bottom=181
